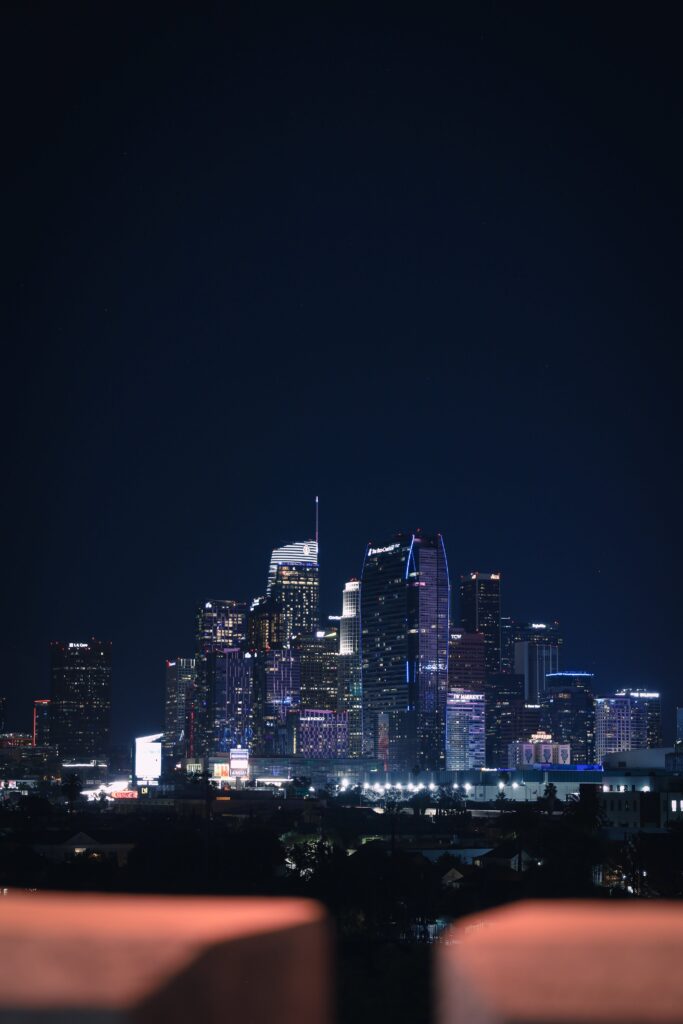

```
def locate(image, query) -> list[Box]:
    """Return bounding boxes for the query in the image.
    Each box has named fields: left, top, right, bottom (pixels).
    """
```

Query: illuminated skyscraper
left=246, top=595, right=271, bottom=652
left=448, top=630, right=486, bottom=693
left=459, top=572, right=501, bottom=675
left=291, top=708, right=349, bottom=758
left=594, top=695, right=648, bottom=763
left=209, top=648, right=252, bottom=752
left=295, top=627, right=338, bottom=710
left=542, top=672, right=595, bottom=763
left=190, top=600, right=248, bottom=756
left=197, top=600, right=248, bottom=649
left=163, top=657, right=195, bottom=766
left=267, top=540, right=319, bottom=646
left=361, top=533, right=449, bottom=772
left=251, top=646, right=301, bottom=755
left=513, top=622, right=562, bottom=703
left=32, top=699, right=51, bottom=747
left=614, top=689, right=662, bottom=748
left=339, top=579, right=363, bottom=757
left=446, top=691, right=486, bottom=770
left=49, top=639, right=112, bottom=762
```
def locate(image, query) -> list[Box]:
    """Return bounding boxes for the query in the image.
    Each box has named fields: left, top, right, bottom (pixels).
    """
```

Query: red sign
left=112, top=789, right=138, bottom=800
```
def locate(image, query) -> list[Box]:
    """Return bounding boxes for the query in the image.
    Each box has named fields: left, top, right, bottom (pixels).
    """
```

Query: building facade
left=513, top=623, right=562, bottom=703
left=267, top=540, right=319, bottom=646
left=163, top=657, right=195, bottom=766
left=361, top=533, right=449, bottom=772
left=448, top=630, right=486, bottom=693
left=459, top=572, right=501, bottom=676
left=542, top=672, right=595, bottom=764
left=338, top=579, right=363, bottom=757
left=594, top=695, right=649, bottom=763
left=49, top=639, right=112, bottom=763
left=446, top=691, right=486, bottom=770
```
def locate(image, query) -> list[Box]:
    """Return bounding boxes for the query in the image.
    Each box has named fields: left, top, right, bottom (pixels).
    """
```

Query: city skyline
left=3, top=6, right=681, bottom=745
left=2, top=517, right=676, bottom=753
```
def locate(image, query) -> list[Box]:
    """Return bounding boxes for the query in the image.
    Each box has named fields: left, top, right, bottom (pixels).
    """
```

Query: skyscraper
left=49, top=640, right=112, bottom=762
left=32, top=699, right=51, bottom=747
left=267, top=540, right=319, bottom=646
left=338, top=579, right=363, bottom=757
left=251, top=646, right=301, bottom=756
left=190, top=600, right=248, bottom=756
left=513, top=623, right=562, bottom=703
left=445, top=691, right=486, bottom=770
left=209, top=648, right=252, bottom=752
left=459, top=572, right=501, bottom=675
left=294, top=627, right=339, bottom=711
left=542, top=672, right=595, bottom=764
left=448, top=630, right=486, bottom=693
left=163, top=657, right=195, bottom=766
left=361, top=533, right=449, bottom=771
left=614, top=689, right=662, bottom=748
left=594, top=695, right=649, bottom=763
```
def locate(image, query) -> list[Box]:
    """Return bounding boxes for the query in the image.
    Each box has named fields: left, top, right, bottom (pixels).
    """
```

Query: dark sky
left=2, top=3, right=681, bottom=744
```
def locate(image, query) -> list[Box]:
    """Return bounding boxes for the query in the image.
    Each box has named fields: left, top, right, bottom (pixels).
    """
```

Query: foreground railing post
left=436, top=900, right=683, bottom=1024
left=0, top=893, right=330, bottom=1024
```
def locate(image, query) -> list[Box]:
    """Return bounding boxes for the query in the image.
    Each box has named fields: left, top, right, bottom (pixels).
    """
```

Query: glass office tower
left=459, top=572, right=501, bottom=675
left=50, top=639, right=112, bottom=762
left=338, top=579, right=363, bottom=757
left=163, top=657, right=196, bottom=767
left=361, top=532, right=449, bottom=772
left=267, top=540, right=319, bottom=645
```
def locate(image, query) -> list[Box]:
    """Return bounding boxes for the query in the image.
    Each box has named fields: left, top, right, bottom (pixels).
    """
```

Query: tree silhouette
left=61, top=773, right=82, bottom=814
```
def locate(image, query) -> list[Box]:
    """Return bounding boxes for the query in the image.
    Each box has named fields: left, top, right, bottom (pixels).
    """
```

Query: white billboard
left=135, top=733, right=163, bottom=783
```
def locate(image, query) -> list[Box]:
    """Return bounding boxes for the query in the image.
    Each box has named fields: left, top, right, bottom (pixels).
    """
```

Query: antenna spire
left=315, top=495, right=319, bottom=547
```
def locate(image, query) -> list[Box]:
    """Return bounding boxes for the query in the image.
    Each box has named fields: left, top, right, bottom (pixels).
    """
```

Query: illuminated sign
left=134, top=733, right=163, bottom=782
left=368, top=543, right=400, bottom=557
left=230, top=748, right=249, bottom=778
left=112, top=789, right=138, bottom=800
left=68, top=642, right=89, bottom=649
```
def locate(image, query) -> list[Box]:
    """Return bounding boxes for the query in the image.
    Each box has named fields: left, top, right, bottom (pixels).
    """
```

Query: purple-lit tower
left=361, top=532, right=450, bottom=772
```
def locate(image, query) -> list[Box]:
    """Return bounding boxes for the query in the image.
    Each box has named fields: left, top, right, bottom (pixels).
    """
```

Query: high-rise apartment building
left=361, top=533, right=449, bottom=772
left=542, top=672, right=595, bottom=764
left=459, top=572, right=501, bottom=675
left=267, top=540, right=319, bottom=646
left=163, top=657, right=195, bottom=766
left=49, top=640, right=112, bottom=762
left=448, top=630, right=486, bottom=693
left=338, top=579, right=363, bottom=757
left=594, top=695, right=649, bottom=763
left=445, top=691, right=486, bottom=770
left=615, top=689, right=662, bottom=748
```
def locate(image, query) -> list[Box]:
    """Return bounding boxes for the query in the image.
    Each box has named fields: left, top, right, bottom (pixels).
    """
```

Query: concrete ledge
left=0, top=893, right=330, bottom=1024
left=436, top=900, right=683, bottom=1024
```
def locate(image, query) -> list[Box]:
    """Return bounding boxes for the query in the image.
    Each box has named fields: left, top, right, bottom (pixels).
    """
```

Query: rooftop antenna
left=315, top=495, right=319, bottom=548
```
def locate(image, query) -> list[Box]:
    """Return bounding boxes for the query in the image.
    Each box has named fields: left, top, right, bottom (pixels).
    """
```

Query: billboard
left=135, top=733, right=163, bottom=783
left=230, top=747, right=249, bottom=778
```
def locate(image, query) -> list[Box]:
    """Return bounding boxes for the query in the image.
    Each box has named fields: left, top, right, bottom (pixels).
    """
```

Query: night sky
left=3, top=4, right=682, bottom=744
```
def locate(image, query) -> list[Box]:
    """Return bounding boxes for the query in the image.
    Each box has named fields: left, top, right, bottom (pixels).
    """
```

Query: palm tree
left=543, top=781, right=558, bottom=814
